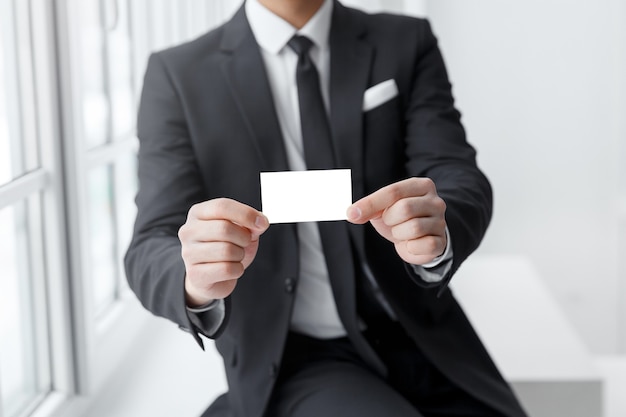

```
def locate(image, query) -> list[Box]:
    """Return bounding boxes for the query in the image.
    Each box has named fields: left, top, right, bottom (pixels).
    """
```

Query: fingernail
left=346, top=206, right=361, bottom=221
left=255, top=215, right=269, bottom=229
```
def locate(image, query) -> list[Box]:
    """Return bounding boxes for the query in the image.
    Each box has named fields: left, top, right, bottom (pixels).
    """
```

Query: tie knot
left=288, top=35, right=314, bottom=57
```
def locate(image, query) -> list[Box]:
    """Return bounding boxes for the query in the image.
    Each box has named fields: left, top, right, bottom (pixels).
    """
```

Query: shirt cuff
left=186, top=298, right=226, bottom=338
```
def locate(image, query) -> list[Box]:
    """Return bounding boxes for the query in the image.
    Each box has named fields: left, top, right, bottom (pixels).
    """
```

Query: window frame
left=0, top=0, right=59, bottom=415
left=2, top=1, right=246, bottom=416
left=52, top=0, right=145, bottom=399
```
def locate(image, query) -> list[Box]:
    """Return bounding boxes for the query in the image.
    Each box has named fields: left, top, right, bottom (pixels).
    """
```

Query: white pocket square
left=362, top=79, right=399, bottom=112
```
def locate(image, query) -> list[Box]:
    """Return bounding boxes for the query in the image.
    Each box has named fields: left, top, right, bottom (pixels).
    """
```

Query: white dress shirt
left=231, top=0, right=452, bottom=339
left=247, top=0, right=346, bottom=338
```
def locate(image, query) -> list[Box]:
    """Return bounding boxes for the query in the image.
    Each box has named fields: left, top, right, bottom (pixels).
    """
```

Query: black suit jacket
left=125, top=2, right=526, bottom=417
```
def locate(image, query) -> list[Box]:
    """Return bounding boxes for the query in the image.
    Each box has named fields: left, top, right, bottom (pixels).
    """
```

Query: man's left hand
left=346, top=177, right=447, bottom=265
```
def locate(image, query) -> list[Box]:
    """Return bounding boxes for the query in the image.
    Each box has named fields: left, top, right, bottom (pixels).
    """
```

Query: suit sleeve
left=402, top=19, right=493, bottom=291
left=124, top=53, right=227, bottom=347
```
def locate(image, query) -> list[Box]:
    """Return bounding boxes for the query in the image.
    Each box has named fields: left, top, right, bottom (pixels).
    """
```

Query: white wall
left=616, top=0, right=626, bottom=354
left=341, top=0, right=426, bottom=16
left=424, top=0, right=626, bottom=354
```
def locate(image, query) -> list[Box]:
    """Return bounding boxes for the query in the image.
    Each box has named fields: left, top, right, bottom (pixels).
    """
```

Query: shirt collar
left=246, top=0, right=333, bottom=55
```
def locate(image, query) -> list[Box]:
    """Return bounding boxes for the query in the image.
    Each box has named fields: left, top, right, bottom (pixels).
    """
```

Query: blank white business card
left=260, top=169, right=352, bottom=224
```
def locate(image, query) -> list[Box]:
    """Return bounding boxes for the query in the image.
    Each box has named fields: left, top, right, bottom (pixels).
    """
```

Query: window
left=0, top=199, right=50, bottom=417
left=0, top=1, right=243, bottom=416
left=0, top=12, right=22, bottom=187
left=87, top=165, right=118, bottom=316
left=0, top=2, right=52, bottom=417
left=0, top=1, right=39, bottom=188
left=73, top=0, right=138, bottom=318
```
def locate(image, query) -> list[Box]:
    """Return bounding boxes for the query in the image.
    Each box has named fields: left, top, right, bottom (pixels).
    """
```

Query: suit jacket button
left=284, top=277, right=296, bottom=294
left=269, top=363, right=278, bottom=378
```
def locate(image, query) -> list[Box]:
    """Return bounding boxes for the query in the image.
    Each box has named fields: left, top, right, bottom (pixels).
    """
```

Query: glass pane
left=128, top=0, right=152, bottom=102
left=13, top=0, right=40, bottom=175
left=150, top=0, right=177, bottom=50
left=79, top=0, right=110, bottom=148
left=0, top=1, right=24, bottom=186
left=88, top=164, right=118, bottom=316
left=0, top=201, right=40, bottom=417
left=106, top=0, right=135, bottom=139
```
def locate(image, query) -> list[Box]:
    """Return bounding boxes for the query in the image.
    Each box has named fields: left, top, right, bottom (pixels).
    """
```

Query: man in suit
left=125, top=0, right=528, bottom=416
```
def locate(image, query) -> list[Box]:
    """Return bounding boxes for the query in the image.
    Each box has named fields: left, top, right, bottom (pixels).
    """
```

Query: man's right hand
left=178, top=198, right=270, bottom=307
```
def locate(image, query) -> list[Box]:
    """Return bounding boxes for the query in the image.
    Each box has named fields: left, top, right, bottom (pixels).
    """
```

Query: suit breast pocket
left=362, top=96, right=406, bottom=190
left=363, top=94, right=401, bottom=128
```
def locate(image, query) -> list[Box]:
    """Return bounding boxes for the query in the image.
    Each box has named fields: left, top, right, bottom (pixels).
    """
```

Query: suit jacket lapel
left=329, top=1, right=373, bottom=259
left=219, top=6, right=290, bottom=173
left=219, top=7, right=298, bottom=271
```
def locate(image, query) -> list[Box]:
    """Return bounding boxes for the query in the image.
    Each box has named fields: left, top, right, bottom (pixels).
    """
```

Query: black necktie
left=288, top=35, right=386, bottom=374
left=288, top=36, right=336, bottom=169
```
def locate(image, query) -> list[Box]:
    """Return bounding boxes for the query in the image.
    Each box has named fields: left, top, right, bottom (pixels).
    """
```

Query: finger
left=404, top=235, right=447, bottom=258
left=180, top=219, right=253, bottom=248
left=347, top=178, right=434, bottom=224
left=383, top=195, right=446, bottom=226
left=182, top=241, right=246, bottom=265
left=202, top=220, right=253, bottom=247
left=381, top=197, right=426, bottom=227
left=185, top=260, right=245, bottom=285
left=390, top=217, right=445, bottom=242
left=241, top=238, right=261, bottom=270
left=186, top=278, right=238, bottom=305
left=203, top=280, right=238, bottom=300
left=190, top=198, right=269, bottom=233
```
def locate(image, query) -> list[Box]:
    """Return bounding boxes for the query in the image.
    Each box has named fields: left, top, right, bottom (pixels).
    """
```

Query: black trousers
left=264, top=322, right=504, bottom=417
